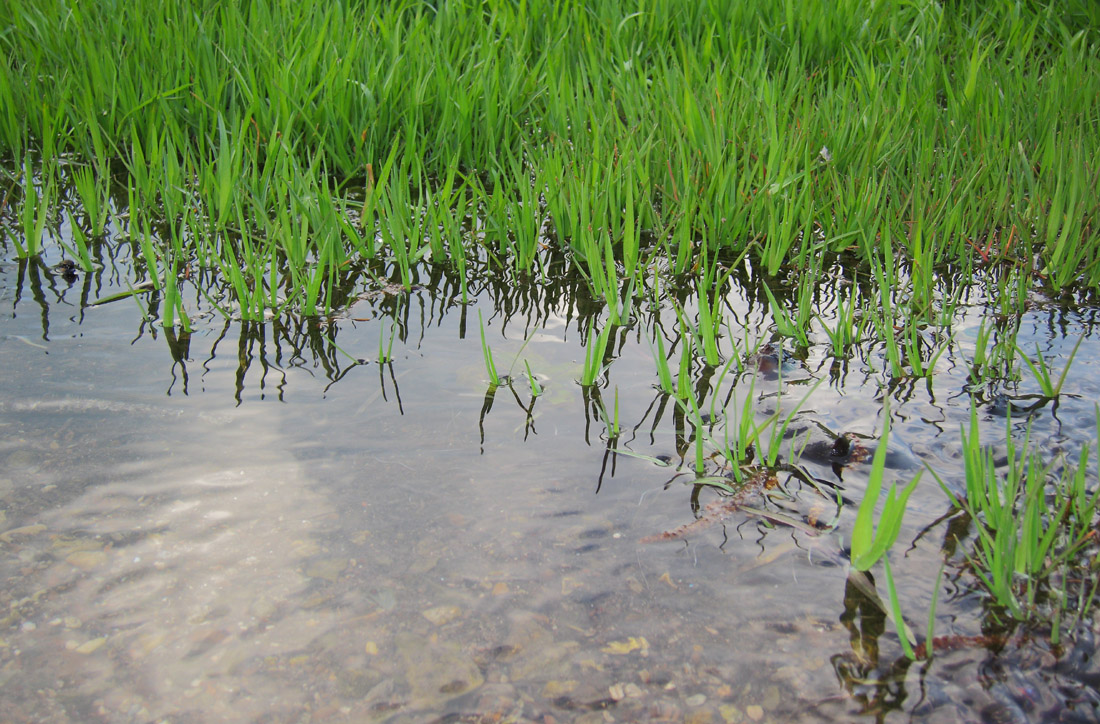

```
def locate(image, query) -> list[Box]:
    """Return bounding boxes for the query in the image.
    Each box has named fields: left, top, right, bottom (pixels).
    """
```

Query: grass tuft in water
left=929, top=404, right=1100, bottom=637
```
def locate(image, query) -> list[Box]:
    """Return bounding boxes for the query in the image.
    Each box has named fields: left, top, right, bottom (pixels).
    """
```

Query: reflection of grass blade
left=882, top=556, right=916, bottom=659
left=478, top=384, right=497, bottom=449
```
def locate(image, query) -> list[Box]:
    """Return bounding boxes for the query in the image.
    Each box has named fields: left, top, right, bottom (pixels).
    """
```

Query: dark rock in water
left=798, top=433, right=867, bottom=467
left=745, top=343, right=800, bottom=380
left=986, top=393, right=1012, bottom=417
left=881, top=436, right=921, bottom=470
left=797, top=427, right=919, bottom=473
left=55, top=259, right=80, bottom=282
left=801, top=434, right=853, bottom=462
left=986, top=393, right=1047, bottom=418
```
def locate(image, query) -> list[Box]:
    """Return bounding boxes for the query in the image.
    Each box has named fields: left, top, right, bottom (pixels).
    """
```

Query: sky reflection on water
left=2, top=254, right=1099, bottom=722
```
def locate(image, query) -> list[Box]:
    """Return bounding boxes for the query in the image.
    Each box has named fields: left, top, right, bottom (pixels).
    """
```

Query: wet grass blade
left=581, top=322, right=613, bottom=387
left=1017, top=335, right=1084, bottom=399
left=478, top=310, right=500, bottom=387
left=850, top=409, right=923, bottom=572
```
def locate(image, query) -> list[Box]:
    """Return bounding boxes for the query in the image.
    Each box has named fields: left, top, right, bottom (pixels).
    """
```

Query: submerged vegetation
left=2, top=0, right=1100, bottom=703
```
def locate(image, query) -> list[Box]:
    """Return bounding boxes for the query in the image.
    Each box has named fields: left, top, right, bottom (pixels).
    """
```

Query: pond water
left=2, top=246, right=1099, bottom=723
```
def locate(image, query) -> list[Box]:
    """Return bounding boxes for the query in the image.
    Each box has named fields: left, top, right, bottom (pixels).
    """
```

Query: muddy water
left=1, top=256, right=1098, bottom=723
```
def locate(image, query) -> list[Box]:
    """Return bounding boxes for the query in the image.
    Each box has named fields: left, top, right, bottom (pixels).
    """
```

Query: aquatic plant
left=14, top=160, right=50, bottom=259
left=817, top=281, right=865, bottom=358
left=1017, top=335, right=1084, bottom=400
left=842, top=408, right=924, bottom=660
left=596, top=387, right=621, bottom=442
left=931, top=405, right=1100, bottom=639
left=649, top=327, right=677, bottom=397
left=478, top=310, right=500, bottom=387
left=523, top=360, right=541, bottom=398
left=762, top=282, right=809, bottom=348
left=849, top=412, right=923, bottom=572
left=580, top=323, right=613, bottom=387
left=70, top=165, right=109, bottom=240
left=674, top=328, right=696, bottom=402
left=378, top=318, right=398, bottom=365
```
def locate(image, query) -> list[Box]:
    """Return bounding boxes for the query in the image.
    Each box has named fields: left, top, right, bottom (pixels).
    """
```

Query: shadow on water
left=3, top=233, right=1100, bottom=721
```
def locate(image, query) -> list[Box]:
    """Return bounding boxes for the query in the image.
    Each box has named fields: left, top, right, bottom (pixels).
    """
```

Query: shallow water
left=1, top=250, right=1099, bottom=723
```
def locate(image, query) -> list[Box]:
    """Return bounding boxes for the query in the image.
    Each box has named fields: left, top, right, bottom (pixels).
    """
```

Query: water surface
left=2, top=251, right=1099, bottom=723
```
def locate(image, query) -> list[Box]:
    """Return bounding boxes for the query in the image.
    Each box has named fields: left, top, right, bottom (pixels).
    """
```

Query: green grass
left=580, top=322, right=613, bottom=387
left=1017, top=335, right=1084, bottom=400
left=0, top=0, right=1098, bottom=329
left=929, top=405, right=1100, bottom=639
left=478, top=309, right=500, bottom=387
left=849, top=412, right=923, bottom=573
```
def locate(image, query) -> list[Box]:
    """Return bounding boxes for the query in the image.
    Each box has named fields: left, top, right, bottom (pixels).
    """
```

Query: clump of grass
left=14, top=160, right=52, bottom=258
left=1, top=0, right=1097, bottom=327
left=929, top=405, right=1100, bottom=640
left=1017, top=335, right=1084, bottom=400
left=966, top=317, right=1023, bottom=394
left=70, top=164, right=110, bottom=239
left=580, top=322, right=613, bottom=387
left=817, top=280, right=866, bottom=358
left=762, top=282, right=809, bottom=348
